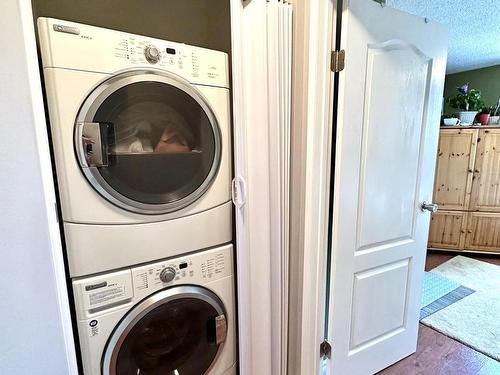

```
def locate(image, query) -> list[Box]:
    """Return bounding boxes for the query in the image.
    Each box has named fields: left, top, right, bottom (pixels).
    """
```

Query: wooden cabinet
left=428, top=211, right=467, bottom=250
left=428, top=127, right=500, bottom=254
left=470, top=129, right=500, bottom=212
left=464, top=212, right=500, bottom=253
left=433, top=129, right=476, bottom=210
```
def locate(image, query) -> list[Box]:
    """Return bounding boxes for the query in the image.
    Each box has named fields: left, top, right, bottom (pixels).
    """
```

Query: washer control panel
left=131, top=245, right=232, bottom=301
left=72, top=244, right=233, bottom=318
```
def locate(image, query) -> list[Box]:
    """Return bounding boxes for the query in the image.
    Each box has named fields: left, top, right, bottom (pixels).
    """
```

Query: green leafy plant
left=446, top=83, right=484, bottom=111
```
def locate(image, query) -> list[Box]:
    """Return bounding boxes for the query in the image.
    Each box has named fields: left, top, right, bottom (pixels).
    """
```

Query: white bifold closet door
left=230, top=0, right=292, bottom=374
left=267, top=1, right=293, bottom=375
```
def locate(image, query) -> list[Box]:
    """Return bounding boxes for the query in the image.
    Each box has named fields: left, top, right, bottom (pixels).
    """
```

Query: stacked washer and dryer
left=38, top=18, right=236, bottom=375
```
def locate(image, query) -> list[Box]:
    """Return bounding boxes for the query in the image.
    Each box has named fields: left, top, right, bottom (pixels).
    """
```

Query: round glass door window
left=102, top=286, right=227, bottom=375
left=75, top=70, right=222, bottom=214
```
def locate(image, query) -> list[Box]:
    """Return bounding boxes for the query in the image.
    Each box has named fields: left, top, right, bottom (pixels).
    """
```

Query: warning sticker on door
left=88, top=319, right=99, bottom=337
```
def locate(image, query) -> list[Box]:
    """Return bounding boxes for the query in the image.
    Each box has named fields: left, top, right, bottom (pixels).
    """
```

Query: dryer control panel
left=72, top=244, right=233, bottom=318
left=37, top=17, right=229, bottom=88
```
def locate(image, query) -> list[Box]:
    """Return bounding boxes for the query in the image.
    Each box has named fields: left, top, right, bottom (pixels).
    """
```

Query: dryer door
left=75, top=70, right=222, bottom=215
left=102, top=285, right=227, bottom=375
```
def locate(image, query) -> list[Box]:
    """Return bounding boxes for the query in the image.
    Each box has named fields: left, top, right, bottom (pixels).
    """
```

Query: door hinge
left=331, top=50, right=345, bottom=72
left=231, top=175, right=247, bottom=208
left=320, top=340, right=332, bottom=360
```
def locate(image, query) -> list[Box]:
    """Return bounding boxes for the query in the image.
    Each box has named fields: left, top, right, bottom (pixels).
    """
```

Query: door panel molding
left=356, top=40, right=432, bottom=251
left=350, top=258, right=411, bottom=351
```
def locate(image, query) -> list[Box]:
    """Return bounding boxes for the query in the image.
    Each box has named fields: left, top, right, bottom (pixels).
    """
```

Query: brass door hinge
left=331, top=50, right=345, bottom=72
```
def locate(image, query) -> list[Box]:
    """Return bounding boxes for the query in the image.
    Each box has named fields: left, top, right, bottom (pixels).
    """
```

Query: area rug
left=420, top=271, right=474, bottom=319
left=421, top=256, right=500, bottom=361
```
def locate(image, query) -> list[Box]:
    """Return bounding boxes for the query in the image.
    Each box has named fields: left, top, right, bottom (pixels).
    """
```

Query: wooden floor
left=379, top=251, right=500, bottom=375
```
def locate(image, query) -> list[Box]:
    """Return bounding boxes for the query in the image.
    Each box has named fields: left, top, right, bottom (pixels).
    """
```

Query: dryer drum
left=102, top=285, right=227, bottom=375
left=75, top=69, right=222, bottom=215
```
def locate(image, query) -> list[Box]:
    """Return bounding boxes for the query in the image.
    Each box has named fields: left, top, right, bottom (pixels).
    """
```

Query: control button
left=159, top=267, right=176, bottom=283
left=144, top=45, right=161, bottom=64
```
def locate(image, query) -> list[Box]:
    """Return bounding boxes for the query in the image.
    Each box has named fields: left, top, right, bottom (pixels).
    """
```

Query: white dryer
left=73, top=244, right=236, bottom=375
left=37, top=18, right=233, bottom=277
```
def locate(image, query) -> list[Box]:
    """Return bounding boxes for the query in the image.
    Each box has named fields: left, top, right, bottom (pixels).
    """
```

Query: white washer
left=37, top=18, right=233, bottom=277
left=73, top=244, right=236, bottom=375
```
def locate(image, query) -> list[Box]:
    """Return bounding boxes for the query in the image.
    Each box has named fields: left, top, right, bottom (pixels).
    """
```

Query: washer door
left=102, top=286, right=227, bottom=375
left=75, top=70, right=222, bottom=214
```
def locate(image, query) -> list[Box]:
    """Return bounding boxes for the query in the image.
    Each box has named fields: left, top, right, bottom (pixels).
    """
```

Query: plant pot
left=478, top=113, right=490, bottom=125
left=489, top=116, right=500, bottom=125
left=457, top=111, right=478, bottom=125
left=443, top=118, right=461, bottom=126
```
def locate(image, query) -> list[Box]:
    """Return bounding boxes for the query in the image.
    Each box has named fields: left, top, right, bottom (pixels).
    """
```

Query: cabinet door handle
left=467, top=230, right=473, bottom=234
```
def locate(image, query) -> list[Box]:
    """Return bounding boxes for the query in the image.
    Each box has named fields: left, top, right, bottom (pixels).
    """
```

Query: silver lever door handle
left=421, top=201, right=438, bottom=213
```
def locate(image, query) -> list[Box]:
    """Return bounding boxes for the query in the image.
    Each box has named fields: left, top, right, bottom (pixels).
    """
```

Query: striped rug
left=420, top=277, right=475, bottom=319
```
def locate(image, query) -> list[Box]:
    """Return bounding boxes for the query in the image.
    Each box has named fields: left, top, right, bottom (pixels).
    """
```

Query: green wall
left=32, top=0, right=231, bottom=54
left=443, top=64, right=500, bottom=114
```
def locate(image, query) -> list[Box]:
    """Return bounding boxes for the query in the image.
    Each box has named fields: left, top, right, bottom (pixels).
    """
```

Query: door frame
left=7, top=0, right=79, bottom=373
left=288, top=0, right=337, bottom=373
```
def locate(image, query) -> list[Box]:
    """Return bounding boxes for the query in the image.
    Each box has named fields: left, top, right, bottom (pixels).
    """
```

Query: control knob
left=159, top=267, right=176, bottom=283
left=144, top=45, right=161, bottom=64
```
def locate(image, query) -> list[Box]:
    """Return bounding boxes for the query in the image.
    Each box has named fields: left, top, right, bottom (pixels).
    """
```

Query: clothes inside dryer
left=111, top=102, right=194, bottom=154
left=76, top=74, right=222, bottom=211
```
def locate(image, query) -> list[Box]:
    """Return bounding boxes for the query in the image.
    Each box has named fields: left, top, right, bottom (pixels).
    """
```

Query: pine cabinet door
left=433, top=129, right=477, bottom=211
left=464, top=212, right=500, bottom=253
left=470, top=129, right=500, bottom=212
left=428, top=210, right=467, bottom=250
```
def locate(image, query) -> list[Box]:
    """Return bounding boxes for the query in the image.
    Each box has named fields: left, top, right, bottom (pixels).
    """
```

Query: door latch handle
left=231, top=175, right=247, bottom=208
left=421, top=201, right=438, bottom=213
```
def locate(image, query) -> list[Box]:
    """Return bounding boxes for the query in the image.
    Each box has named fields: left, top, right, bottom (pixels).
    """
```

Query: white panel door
left=327, top=1, right=447, bottom=374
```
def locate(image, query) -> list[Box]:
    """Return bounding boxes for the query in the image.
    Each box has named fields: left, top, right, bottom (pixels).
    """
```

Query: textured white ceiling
left=386, top=0, right=500, bottom=74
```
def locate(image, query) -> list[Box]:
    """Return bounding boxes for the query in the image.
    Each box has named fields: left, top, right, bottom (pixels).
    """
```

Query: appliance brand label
left=53, top=24, right=80, bottom=35
left=85, top=281, right=107, bottom=291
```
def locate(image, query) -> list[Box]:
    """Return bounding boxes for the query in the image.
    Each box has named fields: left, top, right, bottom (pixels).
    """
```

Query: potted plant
left=441, top=114, right=461, bottom=126
left=446, top=83, right=484, bottom=125
left=478, top=107, right=490, bottom=125
left=489, top=100, right=500, bottom=125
